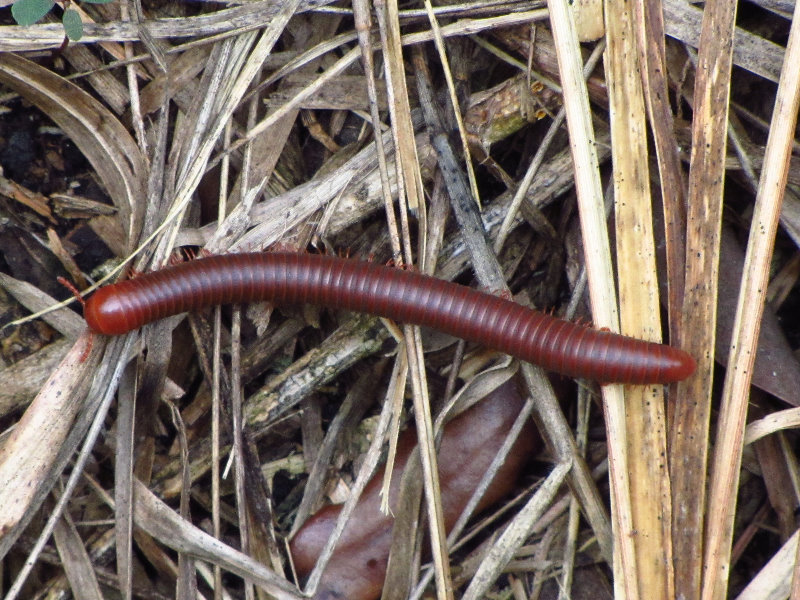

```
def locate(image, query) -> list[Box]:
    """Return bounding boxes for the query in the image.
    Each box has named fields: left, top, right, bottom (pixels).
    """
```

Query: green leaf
left=62, top=8, right=83, bottom=41
left=11, top=0, right=55, bottom=26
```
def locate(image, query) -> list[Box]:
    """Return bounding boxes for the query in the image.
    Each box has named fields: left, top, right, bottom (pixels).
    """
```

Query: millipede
left=83, top=252, right=695, bottom=384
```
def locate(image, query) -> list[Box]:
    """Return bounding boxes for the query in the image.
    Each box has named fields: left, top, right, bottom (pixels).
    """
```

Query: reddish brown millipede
left=84, top=253, right=695, bottom=383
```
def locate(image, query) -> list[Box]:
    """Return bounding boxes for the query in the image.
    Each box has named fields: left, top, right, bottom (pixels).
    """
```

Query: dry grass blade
left=375, top=2, right=450, bottom=598
left=605, top=0, right=673, bottom=598
left=460, top=459, right=571, bottom=600
left=400, top=324, right=452, bottom=600
left=114, top=363, right=136, bottom=600
left=132, top=480, right=304, bottom=600
left=702, top=3, right=800, bottom=598
left=353, top=0, right=402, bottom=261
left=52, top=511, right=104, bottom=600
left=546, top=0, right=638, bottom=596
left=375, top=0, right=425, bottom=246
left=3, top=336, right=133, bottom=600
left=422, top=0, right=480, bottom=205
left=672, top=0, right=740, bottom=596
left=633, top=0, right=688, bottom=324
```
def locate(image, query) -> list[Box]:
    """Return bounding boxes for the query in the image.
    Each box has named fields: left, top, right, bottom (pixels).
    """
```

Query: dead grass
left=0, top=0, right=799, bottom=598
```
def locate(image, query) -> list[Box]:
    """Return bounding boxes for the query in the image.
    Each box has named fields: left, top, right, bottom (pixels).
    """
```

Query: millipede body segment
left=84, top=253, right=695, bottom=384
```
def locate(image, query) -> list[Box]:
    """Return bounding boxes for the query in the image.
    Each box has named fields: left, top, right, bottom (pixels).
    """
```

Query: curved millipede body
left=84, top=253, right=696, bottom=384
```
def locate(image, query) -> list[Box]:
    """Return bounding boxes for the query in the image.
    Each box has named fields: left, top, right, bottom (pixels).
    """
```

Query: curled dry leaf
left=0, top=53, right=145, bottom=250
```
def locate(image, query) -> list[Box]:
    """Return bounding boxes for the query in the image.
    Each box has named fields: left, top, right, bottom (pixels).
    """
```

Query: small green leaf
left=62, top=8, right=83, bottom=41
left=11, top=0, right=55, bottom=26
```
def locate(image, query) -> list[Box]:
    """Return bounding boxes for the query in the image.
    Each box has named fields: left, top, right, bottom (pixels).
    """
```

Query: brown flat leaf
left=717, top=228, right=800, bottom=406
